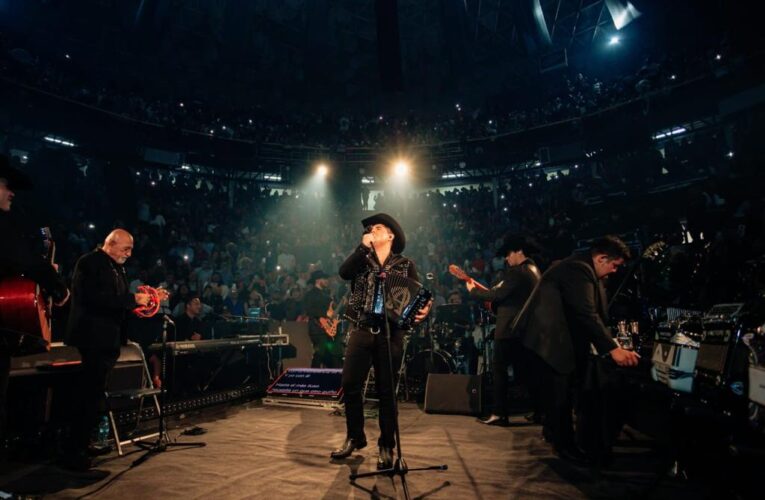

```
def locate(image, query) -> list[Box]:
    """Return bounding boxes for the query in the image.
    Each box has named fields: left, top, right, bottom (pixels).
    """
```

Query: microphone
left=162, top=314, right=176, bottom=325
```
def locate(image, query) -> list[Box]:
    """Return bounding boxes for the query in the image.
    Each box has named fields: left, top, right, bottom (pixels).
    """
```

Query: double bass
left=0, top=228, right=56, bottom=353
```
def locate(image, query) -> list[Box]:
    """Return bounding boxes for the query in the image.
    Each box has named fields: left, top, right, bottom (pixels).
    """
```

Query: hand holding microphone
left=362, top=232, right=376, bottom=249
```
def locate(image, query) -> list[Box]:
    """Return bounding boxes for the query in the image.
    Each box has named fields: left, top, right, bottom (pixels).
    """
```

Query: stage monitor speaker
left=424, top=373, right=481, bottom=415
left=280, top=321, right=312, bottom=369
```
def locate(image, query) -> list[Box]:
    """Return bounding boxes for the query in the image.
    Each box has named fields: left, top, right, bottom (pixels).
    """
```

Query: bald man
left=62, top=229, right=151, bottom=470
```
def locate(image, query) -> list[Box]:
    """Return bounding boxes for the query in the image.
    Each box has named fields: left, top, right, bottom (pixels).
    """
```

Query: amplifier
left=650, top=319, right=701, bottom=394
left=424, top=373, right=482, bottom=415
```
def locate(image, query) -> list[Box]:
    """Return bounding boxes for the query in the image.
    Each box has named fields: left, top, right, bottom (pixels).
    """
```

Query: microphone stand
left=131, top=314, right=206, bottom=467
left=349, top=243, right=447, bottom=499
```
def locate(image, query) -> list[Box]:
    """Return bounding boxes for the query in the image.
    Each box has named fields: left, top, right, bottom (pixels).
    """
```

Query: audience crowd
left=0, top=33, right=727, bottom=147
left=31, top=117, right=762, bottom=334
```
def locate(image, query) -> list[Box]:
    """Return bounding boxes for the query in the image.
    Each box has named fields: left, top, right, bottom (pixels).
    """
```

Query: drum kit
left=398, top=302, right=490, bottom=400
left=341, top=295, right=493, bottom=402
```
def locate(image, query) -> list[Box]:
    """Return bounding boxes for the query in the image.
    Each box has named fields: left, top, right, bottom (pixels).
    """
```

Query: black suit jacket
left=519, top=253, right=617, bottom=375
left=65, top=249, right=137, bottom=351
left=468, top=259, right=540, bottom=340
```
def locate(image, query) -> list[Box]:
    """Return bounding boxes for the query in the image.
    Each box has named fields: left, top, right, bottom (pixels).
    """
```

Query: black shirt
left=173, top=312, right=204, bottom=341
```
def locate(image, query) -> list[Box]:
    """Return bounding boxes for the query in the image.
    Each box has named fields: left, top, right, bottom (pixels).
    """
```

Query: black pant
left=492, top=339, right=514, bottom=417
left=66, top=347, right=120, bottom=454
left=0, top=347, right=10, bottom=441
left=341, top=326, right=403, bottom=448
left=534, top=356, right=578, bottom=451
left=492, top=339, right=539, bottom=417
left=577, top=356, right=629, bottom=460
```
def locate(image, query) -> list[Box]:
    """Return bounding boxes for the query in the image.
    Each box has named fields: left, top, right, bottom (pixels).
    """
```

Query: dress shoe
left=477, top=415, right=509, bottom=427
left=330, top=437, right=367, bottom=459
left=87, top=444, right=113, bottom=457
left=555, top=446, right=593, bottom=466
left=541, top=426, right=553, bottom=443
left=524, top=412, right=542, bottom=424
left=377, top=446, right=393, bottom=470
left=58, top=452, right=93, bottom=472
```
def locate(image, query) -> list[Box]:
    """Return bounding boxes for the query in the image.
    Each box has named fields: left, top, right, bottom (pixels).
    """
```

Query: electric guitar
left=448, top=264, right=494, bottom=313
left=319, top=301, right=339, bottom=338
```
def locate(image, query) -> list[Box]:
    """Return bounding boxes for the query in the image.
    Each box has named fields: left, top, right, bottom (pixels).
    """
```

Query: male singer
left=330, top=213, right=432, bottom=470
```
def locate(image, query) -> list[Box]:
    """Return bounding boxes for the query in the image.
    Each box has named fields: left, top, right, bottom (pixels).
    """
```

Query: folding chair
left=105, top=341, right=163, bottom=455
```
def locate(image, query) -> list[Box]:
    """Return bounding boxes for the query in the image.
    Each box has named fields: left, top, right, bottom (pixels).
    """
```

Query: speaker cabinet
left=424, top=373, right=482, bottom=415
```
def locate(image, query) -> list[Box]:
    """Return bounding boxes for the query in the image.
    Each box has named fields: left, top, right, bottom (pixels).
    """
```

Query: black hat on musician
left=0, top=154, right=33, bottom=191
left=307, top=269, right=329, bottom=285
left=361, top=212, right=406, bottom=254
left=496, top=233, right=541, bottom=257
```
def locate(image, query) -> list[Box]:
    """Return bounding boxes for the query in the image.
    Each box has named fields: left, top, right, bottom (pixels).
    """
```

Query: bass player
left=0, top=154, right=70, bottom=449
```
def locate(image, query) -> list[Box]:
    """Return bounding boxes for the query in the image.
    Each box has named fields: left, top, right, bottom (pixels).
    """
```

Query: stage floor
left=0, top=401, right=704, bottom=499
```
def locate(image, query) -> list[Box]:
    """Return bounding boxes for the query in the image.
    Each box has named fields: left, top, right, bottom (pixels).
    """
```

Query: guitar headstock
left=448, top=264, right=470, bottom=282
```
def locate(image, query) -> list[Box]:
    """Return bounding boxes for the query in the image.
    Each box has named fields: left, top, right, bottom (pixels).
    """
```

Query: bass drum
left=405, top=349, right=456, bottom=396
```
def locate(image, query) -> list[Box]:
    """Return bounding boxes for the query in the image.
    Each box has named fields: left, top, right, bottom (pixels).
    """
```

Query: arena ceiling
left=0, top=0, right=731, bottom=112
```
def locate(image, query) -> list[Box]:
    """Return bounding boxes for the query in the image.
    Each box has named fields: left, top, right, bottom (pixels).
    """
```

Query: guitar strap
left=508, top=263, right=543, bottom=338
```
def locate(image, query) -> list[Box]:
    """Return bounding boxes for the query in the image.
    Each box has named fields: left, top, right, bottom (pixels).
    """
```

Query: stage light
left=727, top=151, right=735, bottom=158
left=715, top=54, right=722, bottom=60
left=669, top=74, right=676, bottom=80
left=179, top=102, right=184, bottom=108
left=609, top=36, right=620, bottom=46
left=65, top=54, right=70, bottom=59
left=317, top=164, right=329, bottom=177
left=88, top=223, right=95, bottom=230
left=394, top=160, right=409, bottom=177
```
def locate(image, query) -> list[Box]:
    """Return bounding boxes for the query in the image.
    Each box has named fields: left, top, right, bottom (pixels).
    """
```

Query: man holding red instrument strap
left=0, top=154, right=70, bottom=450
left=62, top=229, right=165, bottom=470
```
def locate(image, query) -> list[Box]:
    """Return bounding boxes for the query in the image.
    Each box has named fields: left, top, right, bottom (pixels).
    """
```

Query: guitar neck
left=471, top=280, right=489, bottom=291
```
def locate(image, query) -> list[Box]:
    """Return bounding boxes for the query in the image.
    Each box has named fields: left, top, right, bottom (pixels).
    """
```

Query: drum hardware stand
left=131, top=315, right=206, bottom=468
left=349, top=266, right=447, bottom=499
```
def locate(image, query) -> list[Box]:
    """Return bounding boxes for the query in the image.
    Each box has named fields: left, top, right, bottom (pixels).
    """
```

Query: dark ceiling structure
left=0, top=0, right=733, bottom=113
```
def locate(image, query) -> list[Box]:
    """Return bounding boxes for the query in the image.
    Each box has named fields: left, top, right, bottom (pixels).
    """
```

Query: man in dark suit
left=63, top=229, right=152, bottom=470
left=466, top=234, right=541, bottom=426
left=519, top=235, right=639, bottom=463
left=0, top=154, right=69, bottom=447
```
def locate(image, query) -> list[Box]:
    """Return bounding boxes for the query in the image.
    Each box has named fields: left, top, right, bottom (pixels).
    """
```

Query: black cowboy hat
left=361, top=212, right=406, bottom=254
left=307, top=269, right=329, bottom=285
left=0, top=154, right=33, bottom=191
left=495, top=233, right=542, bottom=257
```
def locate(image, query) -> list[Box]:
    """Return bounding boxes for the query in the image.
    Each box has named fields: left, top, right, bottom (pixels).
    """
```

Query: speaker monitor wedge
left=424, top=373, right=482, bottom=415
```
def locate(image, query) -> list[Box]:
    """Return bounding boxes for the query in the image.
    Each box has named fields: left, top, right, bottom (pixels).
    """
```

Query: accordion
left=363, top=272, right=432, bottom=330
